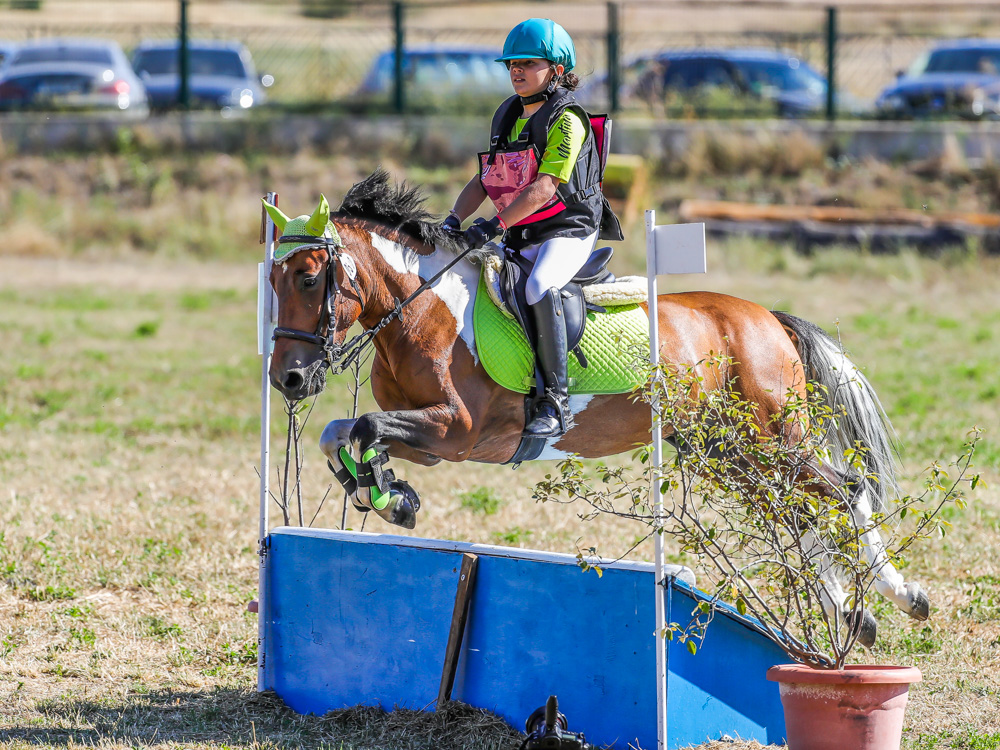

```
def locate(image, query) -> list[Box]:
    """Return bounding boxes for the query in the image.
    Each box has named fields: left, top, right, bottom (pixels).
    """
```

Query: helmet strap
left=519, top=74, right=559, bottom=105
left=519, top=90, right=550, bottom=105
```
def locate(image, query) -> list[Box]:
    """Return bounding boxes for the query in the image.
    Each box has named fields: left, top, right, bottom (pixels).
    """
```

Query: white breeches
left=517, top=231, right=599, bottom=306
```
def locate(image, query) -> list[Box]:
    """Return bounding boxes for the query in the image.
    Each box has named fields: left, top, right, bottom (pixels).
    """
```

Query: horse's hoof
left=383, top=480, right=420, bottom=529
left=846, top=609, right=877, bottom=649
left=906, top=583, right=930, bottom=621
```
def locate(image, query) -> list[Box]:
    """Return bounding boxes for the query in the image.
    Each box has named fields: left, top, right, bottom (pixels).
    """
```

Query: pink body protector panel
left=479, top=148, right=564, bottom=227
left=478, top=112, right=611, bottom=228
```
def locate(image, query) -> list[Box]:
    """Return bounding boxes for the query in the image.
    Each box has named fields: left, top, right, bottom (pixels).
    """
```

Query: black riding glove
left=441, top=214, right=462, bottom=234
left=463, top=216, right=502, bottom=250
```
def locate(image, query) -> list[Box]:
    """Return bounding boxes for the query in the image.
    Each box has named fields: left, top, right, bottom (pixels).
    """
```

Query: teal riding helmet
left=496, top=18, right=576, bottom=72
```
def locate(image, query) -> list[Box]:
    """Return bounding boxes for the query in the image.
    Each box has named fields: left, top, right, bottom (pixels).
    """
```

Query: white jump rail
left=646, top=212, right=706, bottom=750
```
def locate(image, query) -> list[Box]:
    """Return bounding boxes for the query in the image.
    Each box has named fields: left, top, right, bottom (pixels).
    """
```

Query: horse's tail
left=771, top=310, right=899, bottom=512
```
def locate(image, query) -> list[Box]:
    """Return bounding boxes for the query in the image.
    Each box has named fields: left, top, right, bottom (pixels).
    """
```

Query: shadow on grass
left=12, top=689, right=523, bottom=750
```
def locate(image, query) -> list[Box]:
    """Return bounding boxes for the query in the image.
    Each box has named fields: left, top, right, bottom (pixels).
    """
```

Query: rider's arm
left=495, top=174, right=560, bottom=227
left=451, top=174, right=488, bottom=222
left=496, top=111, right=586, bottom=228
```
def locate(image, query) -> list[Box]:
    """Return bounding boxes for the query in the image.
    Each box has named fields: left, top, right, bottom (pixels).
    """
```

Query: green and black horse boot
left=330, top=446, right=421, bottom=529
left=523, top=287, right=573, bottom=439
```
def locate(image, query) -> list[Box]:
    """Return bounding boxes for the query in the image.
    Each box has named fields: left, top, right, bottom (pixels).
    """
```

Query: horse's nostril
left=283, top=370, right=304, bottom=391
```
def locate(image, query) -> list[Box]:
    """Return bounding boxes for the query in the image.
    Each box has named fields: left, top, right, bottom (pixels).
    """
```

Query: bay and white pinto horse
left=263, top=170, right=929, bottom=647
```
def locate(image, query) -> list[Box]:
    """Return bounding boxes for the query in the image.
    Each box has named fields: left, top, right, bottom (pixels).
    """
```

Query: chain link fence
left=2, top=1, right=1000, bottom=117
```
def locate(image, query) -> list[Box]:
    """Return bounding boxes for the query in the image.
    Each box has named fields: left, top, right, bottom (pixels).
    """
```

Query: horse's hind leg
left=852, top=487, right=930, bottom=620
left=801, top=530, right=877, bottom=648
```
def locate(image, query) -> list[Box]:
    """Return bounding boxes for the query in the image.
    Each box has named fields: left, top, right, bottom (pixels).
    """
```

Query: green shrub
left=459, top=487, right=503, bottom=515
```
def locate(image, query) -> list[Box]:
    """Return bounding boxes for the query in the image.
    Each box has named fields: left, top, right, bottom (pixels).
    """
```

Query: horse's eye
left=303, top=276, right=319, bottom=288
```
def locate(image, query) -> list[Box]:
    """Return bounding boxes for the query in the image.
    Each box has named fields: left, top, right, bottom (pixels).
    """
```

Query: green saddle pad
left=473, top=272, right=650, bottom=395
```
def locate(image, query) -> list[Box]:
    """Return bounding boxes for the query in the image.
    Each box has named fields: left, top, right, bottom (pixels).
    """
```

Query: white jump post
left=257, top=192, right=279, bottom=691
left=645, top=210, right=706, bottom=750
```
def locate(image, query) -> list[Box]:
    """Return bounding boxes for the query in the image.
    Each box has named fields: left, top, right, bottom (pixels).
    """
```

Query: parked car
left=612, top=48, right=860, bottom=117
left=131, top=39, right=271, bottom=112
left=0, top=38, right=148, bottom=117
left=876, top=40, right=1000, bottom=118
left=357, top=46, right=510, bottom=100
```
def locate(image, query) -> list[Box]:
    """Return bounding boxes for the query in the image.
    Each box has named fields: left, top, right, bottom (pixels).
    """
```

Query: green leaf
left=736, top=598, right=747, bottom=616
left=687, top=640, right=698, bottom=656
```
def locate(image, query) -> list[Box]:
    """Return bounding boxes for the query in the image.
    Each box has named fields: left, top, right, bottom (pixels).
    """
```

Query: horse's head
left=263, top=195, right=364, bottom=401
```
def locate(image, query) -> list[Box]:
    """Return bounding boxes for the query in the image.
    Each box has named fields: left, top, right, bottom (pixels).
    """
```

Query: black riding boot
left=523, top=288, right=572, bottom=439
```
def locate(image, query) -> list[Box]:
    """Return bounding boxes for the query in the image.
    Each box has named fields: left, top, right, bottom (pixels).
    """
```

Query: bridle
left=271, top=227, right=479, bottom=375
left=270, top=233, right=371, bottom=375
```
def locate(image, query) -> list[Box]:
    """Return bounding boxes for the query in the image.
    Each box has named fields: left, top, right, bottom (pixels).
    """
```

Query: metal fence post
left=393, top=2, right=405, bottom=114
left=178, top=0, right=189, bottom=109
left=825, top=5, right=837, bottom=122
left=606, top=1, right=621, bottom=114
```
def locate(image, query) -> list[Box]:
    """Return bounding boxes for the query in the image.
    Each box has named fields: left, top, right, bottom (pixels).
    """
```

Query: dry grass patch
left=2, top=218, right=1000, bottom=748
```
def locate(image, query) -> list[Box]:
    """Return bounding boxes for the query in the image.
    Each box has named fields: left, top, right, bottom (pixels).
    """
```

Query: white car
left=0, top=38, right=149, bottom=117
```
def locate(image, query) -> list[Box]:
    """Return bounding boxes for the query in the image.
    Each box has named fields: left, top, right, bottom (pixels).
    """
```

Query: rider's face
left=506, top=58, right=562, bottom=97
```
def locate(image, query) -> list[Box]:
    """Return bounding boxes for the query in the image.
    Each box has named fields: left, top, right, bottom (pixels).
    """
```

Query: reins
left=272, top=229, right=476, bottom=376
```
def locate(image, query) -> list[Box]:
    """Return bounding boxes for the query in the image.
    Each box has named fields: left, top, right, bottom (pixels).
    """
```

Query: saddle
left=498, top=245, right=616, bottom=373
left=496, top=244, right=615, bottom=466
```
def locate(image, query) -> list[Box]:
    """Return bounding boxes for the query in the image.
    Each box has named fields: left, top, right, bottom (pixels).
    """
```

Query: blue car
left=131, top=39, right=271, bottom=112
left=0, top=41, right=17, bottom=70
left=618, top=48, right=842, bottom=117
left=876, top=40, right=1000, bottom=118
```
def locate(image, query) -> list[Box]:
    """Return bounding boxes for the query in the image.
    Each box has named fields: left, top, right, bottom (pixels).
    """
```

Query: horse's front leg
left=318, top=415, right=430, bottom=529
left=318, top=418, right=367, bottom=515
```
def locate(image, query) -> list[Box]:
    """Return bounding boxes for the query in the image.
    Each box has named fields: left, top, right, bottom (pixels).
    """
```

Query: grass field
left=1, top=153, right=1000, bottom=748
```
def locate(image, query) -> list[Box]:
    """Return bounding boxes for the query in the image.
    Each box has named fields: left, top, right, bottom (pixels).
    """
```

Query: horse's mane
left=336, top=168, right=462, bottom=252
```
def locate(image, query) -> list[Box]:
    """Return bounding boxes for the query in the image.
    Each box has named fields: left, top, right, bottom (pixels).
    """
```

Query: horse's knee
left=320, top=419, right=357, bottom=460
left=349, top=414, right=382, bottom=452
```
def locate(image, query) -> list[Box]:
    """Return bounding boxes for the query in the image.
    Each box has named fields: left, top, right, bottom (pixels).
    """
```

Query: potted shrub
left=534, top=355, right=981, bottom=750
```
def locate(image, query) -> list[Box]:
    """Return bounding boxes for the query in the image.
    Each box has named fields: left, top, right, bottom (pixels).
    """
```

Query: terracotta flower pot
left=766, top=664, right=921, bottom=750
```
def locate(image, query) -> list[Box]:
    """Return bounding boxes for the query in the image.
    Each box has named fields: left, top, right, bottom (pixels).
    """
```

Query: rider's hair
left=550, top=64, right=580, bottom=91
left=558, top=71, right=580, bottom=91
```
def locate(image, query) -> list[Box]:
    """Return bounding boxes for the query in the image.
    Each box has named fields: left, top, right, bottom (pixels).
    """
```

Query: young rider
left=443, top=18, right=620, bottom=440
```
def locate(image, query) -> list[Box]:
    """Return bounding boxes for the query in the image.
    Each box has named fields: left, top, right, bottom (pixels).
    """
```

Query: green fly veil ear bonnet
left=263, top=195, right=343, bottom=263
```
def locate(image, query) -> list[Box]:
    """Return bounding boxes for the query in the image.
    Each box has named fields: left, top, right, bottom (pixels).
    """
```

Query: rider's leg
left=524, top=288, right=571, bottom=438
left=521, top=231, right=598, bottom=306
left=522, top=232, right=597, bottom=439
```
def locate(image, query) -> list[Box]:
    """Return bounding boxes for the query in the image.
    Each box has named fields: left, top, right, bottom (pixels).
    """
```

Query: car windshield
left=367, top=51, right=506, bottom=89
left=13, top=45, right=114, bottom=66
left=134, top=48, right=247, bottom=78
left=735, top=58, right=825, bottom=94
left=916, top=48, right=1000, bottom=75
left=409, top=53, right=506, bottom=87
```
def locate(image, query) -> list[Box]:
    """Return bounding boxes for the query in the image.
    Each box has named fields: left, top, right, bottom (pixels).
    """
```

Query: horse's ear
left=262, top=200, right=290, bottom=233
left=306, top=194, right=330, bottom=237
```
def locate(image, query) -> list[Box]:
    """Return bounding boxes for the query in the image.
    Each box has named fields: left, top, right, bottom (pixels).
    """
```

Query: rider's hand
left=441, top=214, right=462, bottom=234
left=463, top=217, right=502, bottom=249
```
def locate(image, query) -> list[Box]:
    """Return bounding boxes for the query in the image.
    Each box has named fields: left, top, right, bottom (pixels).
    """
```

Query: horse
left=262, top=169, right=929, bottom=646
